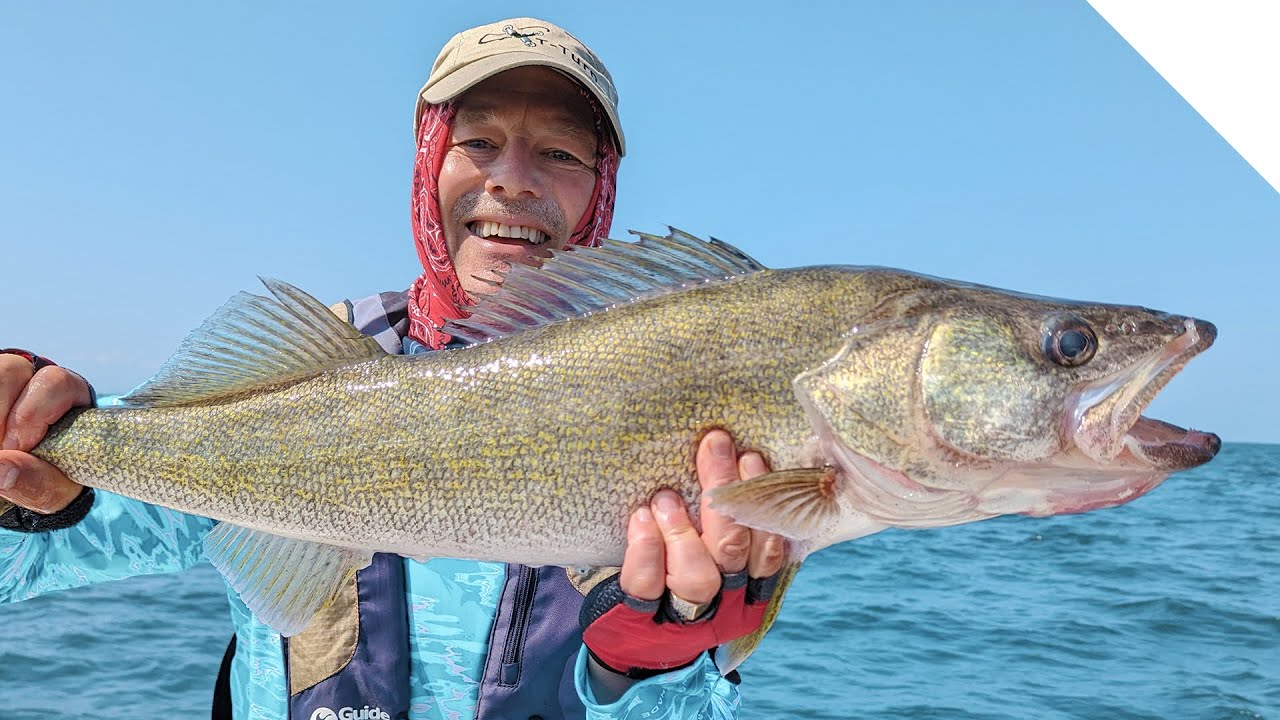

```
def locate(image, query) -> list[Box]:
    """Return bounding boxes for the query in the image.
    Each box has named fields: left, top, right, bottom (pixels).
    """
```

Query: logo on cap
left=479, top=24, right=549, bottom=48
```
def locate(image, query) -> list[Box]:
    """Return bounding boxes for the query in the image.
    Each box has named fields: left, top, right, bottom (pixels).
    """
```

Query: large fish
left=21, top=231, right=1218, bottom=669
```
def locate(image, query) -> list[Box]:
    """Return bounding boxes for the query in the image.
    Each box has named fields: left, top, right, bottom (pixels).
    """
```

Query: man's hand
left=0, top=351, right=91, bottom=513
left=620, top=428, right=786, bottom=612
left=583, top=429, right=787, bottom=701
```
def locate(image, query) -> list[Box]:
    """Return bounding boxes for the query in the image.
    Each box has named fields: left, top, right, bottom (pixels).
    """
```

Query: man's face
left=438, top=66, right=600, bottom=297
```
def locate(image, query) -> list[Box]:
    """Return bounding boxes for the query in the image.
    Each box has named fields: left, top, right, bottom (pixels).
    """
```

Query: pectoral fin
left=203, top=522, right=373, bottom=637
left=706, top=467, right=840, bottom=540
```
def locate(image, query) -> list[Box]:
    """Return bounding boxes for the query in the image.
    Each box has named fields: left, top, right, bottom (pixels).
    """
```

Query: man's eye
left=462, top=139, right=495, bottom=150
left=546, top=149, right=582, bottom=163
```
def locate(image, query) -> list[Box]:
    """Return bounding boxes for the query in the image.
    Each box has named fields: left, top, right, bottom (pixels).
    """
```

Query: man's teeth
left=471, top=221, right=548, bottom=245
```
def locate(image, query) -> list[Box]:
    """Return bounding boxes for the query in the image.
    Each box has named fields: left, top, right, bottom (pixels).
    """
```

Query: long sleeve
left=0, top=490, right=214, bottom=602
left=575, top=649, right=741, bottom=720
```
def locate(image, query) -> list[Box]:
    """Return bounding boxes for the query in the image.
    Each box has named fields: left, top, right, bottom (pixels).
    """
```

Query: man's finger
left=696, top=430, right=752, bottom=575
left=0, top=449, right=85, bottom=513
left=737, top=450, right=770, bottom=482
left=653, top=490, right=721, bottom=604
left=618, top=506, right=666, bottom=601
left=5, top=367, right=91, bottom=452
left=735, top=450, right=788, bottom=577
left=746, top=530, right=787, bottom=579
left=0, top=355, right=35, bottom=446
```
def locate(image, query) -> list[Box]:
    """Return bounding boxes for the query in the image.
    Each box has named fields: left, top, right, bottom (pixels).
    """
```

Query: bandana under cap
left=405, top=90, right=619, bottom=349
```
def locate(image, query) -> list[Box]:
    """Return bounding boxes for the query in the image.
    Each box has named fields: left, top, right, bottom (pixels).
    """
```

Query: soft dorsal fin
left=444, top=228, right=767, bottom=345
left=123, top=278, right=385, bottom=408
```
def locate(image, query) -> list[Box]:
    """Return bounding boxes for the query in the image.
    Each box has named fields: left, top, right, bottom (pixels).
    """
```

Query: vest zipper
left=498, top=565, right=538, bottom=686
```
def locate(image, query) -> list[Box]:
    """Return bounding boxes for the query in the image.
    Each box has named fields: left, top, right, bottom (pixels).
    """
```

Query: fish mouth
left=1071, top=318, right=1220, bottom=471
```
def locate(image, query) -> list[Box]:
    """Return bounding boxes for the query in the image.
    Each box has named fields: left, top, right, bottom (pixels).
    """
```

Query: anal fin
left=203, top=522, right=372, bottom=637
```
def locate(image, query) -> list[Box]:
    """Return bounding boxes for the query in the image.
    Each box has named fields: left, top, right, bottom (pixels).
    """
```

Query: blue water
left=1, top=443, right=1276, bottom=718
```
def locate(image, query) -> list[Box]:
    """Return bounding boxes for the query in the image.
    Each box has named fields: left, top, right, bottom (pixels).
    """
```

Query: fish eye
left=1043, top=318, right=1097, bottom=367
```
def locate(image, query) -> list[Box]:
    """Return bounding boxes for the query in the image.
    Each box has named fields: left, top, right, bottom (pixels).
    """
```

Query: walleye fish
left=23, top=230, right=1218, bottom=670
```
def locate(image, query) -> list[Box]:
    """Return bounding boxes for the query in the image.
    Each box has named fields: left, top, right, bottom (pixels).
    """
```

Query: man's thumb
left=0, top=451, right=84, bottom=514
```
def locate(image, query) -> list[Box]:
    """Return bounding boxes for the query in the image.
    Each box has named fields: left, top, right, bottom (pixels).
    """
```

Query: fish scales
left=33, top=267, right=926, bottom=567
left=15, top=232, right=1220, bottom=663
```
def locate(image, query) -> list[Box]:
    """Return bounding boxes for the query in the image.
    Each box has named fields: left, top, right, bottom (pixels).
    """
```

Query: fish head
left=795, top=282, right=1219, bottom=536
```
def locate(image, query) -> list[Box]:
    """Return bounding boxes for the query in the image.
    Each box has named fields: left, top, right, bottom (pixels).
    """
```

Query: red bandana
left=405, top=91, right=620, bottom=349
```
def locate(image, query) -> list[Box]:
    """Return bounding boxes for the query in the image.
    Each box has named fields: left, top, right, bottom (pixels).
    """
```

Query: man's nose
left=484, top=144, right=543, bottom=199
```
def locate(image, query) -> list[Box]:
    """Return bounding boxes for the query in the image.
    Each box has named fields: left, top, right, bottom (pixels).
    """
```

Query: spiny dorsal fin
left=122, top=278, right=385, bottom=408
left=444, top=228, right=767, bottom=345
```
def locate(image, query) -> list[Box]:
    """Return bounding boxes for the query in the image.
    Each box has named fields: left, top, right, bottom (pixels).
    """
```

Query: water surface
left=1, top=443, right=1275, bottom=719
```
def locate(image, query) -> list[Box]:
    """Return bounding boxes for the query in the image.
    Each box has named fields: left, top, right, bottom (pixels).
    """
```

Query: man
left=0, top=17, right=784, bottom=720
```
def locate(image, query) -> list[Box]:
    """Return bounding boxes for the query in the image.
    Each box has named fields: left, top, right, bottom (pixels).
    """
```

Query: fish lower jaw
left=991, top=470, right=1169, bottom=518
left=966, top=452, right=1174, bottom=518
left=1073, top=414, right=1221, bottom=472
left=974, top=433, right=1197, bottom=517
left=1123, top=416, right=1220, bottom=468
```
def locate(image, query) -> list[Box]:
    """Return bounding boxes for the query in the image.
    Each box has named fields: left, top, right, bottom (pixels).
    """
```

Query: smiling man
left=0, top=17, right=783, bottom=720
left=441, top=67, right=600, bottom=288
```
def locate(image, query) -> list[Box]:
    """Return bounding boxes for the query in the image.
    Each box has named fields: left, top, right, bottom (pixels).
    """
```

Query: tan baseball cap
left=416, top=17, right=625, bottom=156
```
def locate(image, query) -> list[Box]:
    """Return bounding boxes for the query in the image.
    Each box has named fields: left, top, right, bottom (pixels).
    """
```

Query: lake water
left=1, top=443, right=1276, bottom=719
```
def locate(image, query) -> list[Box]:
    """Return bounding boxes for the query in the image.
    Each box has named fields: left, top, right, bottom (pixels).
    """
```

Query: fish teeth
left=471, top=221, right=547, bottom=245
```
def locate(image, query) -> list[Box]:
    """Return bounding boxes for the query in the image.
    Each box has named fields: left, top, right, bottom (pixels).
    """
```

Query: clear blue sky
left=2, top=2, right=1276, bottom=443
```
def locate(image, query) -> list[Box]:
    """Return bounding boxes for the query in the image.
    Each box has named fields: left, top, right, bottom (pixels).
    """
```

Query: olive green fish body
left=26, top=232, right=1219, bottom=648
left=35, top=267, right=928, bottom=566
